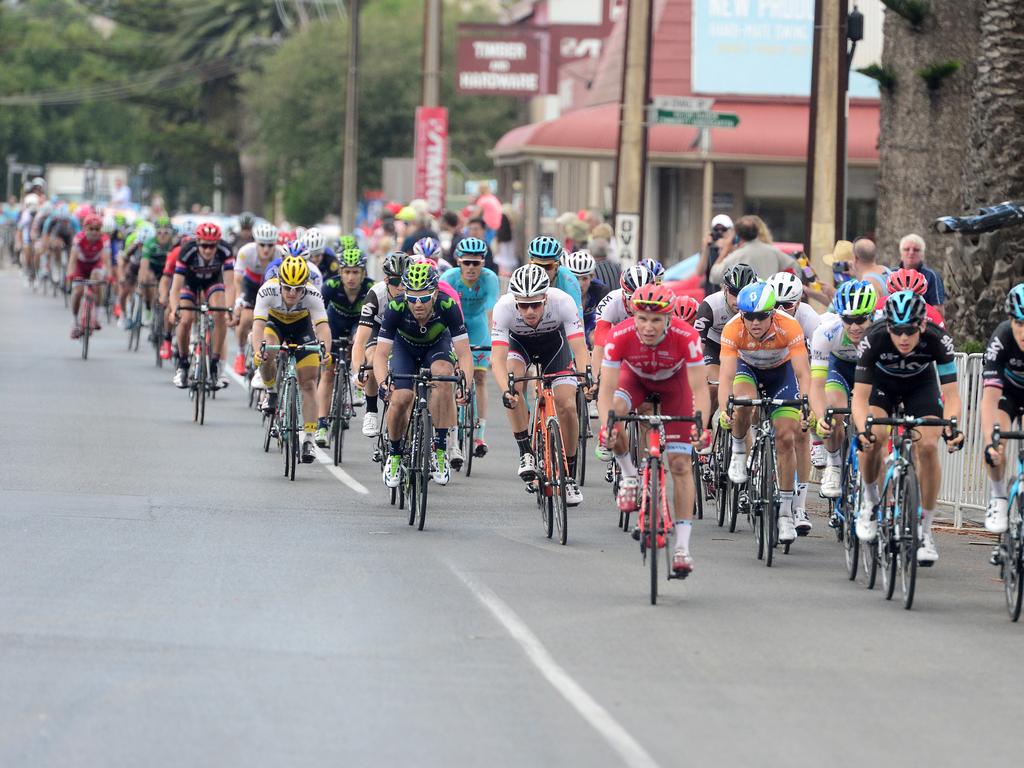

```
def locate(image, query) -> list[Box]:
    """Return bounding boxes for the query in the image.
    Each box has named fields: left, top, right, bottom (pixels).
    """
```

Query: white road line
left=226, top=368, right=369, bottom=495
left=448, top=563, right=662, bottom=768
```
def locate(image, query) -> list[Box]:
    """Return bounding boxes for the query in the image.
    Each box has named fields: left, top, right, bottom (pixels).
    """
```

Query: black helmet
left=238, top=211, right=256, bottom=229
left=884, top=290, right=927, bottom=325
left=723, top=262, right=757, bottom=293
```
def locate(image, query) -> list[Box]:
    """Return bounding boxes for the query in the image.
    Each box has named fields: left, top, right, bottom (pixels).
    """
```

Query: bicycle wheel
left=288, top=381, right=299, bottom=482
left=716, top=429, right=728, bottom=527
left=899, top=464, right=920, bottom=610
left=842, top=459, right=860, bottom=581
left=880, top=480, right=897, bottom=600
left=748, top=447, right=765, bottom=560
left=331, top=365, right=347, bottom=466
left=692, top=455, right=704, bottom=521
left=197, top=342, right=207, bottom=426
left=762, top=443, right=777, bottom=568
left=1004, top=497, right=1024, bottom=620
left=576, top=389, right=588, bottom=487
left=533, top=422, right=551, bottom=535
left=415, top=408, right=431, bottom=531
left=262, top=406, right=275, bottom=453
left=80, top=295, right=92, bottom=360
left=406, top=415, right=419, bottom=525
left=464, top=392, right=476, bottom=478
left=548, top=419, right=568, bottom=545
left=648, top=459, right=660, bottom=605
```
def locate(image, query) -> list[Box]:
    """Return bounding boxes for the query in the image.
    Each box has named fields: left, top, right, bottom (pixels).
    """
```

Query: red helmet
left=630, top=283, right=675, bottom=315
left=277, top=230, right=296, bottom=245
left=674, top=295, right=700, bottom=324
left=195, top=222, right=222, bottom=243
left=887, top=267, right=927, bottom=296
left=83, top=214, right=103, bottom=229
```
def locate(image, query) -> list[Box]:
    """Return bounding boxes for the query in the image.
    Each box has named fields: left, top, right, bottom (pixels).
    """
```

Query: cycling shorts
left=125, top=261, right=140, bottom=282
left=735, top=360, right=801, bottom=420
left=867, top=371, right=942, bottom=419
left=826, top=358, right=856, bottom=396
left=70, top=259, right=102, bottom=281
left=614, top=367, right=694, bottom=452
left=466, top=318, right=491, bottom=369
left=327, top=306, right=360, bottom=342
left=996, top=386, right=1024, bottom=419
left=702, top=338, right=721, bottom=367
left=508, top=330, right=576, bottom=389
left=180, top=273, right=225, bottom=303
left=265, top=317, right=319, bottom=370
left=240, top=277, right=260, bottom=309
left=388, top=334, right=456, bottom=391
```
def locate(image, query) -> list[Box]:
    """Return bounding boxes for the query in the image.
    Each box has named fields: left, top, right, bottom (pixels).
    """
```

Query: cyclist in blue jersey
left=562, top=250, right=609, bottom=347
left=526, top=235, right=583, bottom=319
left=442, top=236, right=500, bottom=457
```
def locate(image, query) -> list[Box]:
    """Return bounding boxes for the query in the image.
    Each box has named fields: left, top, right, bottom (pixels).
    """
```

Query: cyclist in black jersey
left=852, top=290, right=963, bottom=564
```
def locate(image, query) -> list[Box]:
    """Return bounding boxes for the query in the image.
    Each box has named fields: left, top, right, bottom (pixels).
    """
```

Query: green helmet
left=402, top=262, right=439, bottom=292
left=155, top=215, right=172, bottom=230
left=341, top=247, right=367, bottom=269
left=339, top=235, right=358, bottom=251
left=114, top=213, right=127, bottom=226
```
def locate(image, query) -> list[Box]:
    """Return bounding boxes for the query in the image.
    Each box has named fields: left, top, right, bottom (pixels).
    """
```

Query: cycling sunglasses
left=887, top=323, right=920, bottom=337
left=516, top=300, right=545, bottom=310
left=633, top=299, right=672, bottom=312
left=406, top=293, right=435, bottom=304
left=459, top=259, right=483, bottom=267
left=741, top=311, right=772, bottom=322
left=529, top=260, right=558, bottom=270
left=386, top=276, right=402, bottom=287
left=778, top=300, right=798, bottom=312
left=842, top=314, right=870, bottom=325
left=198, top=241, right=218, bottom=249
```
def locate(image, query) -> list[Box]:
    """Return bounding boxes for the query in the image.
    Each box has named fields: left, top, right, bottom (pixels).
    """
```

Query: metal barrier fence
left=937, top=353, right=986, bottom=527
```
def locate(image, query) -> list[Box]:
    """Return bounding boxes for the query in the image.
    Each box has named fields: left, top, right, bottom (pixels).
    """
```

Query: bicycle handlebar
left=823, top=406, right=852, bottom=425
left=727, top=395, right=808, bottom=414
left=176, top=305, right=233, bottom=313
left=507, top=365, right=594, bottom=393
left=860, top=415, right=961, bottom=449
left=608, top=411, right=703, bottom=427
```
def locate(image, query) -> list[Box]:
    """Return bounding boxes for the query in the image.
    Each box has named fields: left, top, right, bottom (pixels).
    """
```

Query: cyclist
left=117, top=220, right=155, bottom=327
left=876, top=268, right=945, bottom=328
left=811, top=280, right=878, bottom=498
left=526, top=235, right=583, bottom=317
left=232, top=222, right=279, bottom=375
left=638, top=257, right=666, bottom=284
left=693, top=262, right=758, bottom=418
left=18, top=194, right=39, bottom=283
left=374, top=263, right=473, bottom=488
left=979, top=284, right=1024, bottom=534
left=315, top=247, right=375, bottom=446
left=491, top=264, right=591, bottom=506
left=562, top=250, right=610, bottom=347
left=718, top=281, right=811, bottom=544
left=67, top=213, right=112, bottom=338
left=265, top=241, right=324, bottom=291
left=675, top=295, right=700, bottom=325
left=413, top=236, right=452, bottom=273
left=598, top=282, right=711, bottom=575
left=591, top=264, right=657, bottom=376
left=251, top=255, right=332, bottom=465
left=442, top=236, right=500, bottom=458
left=305, top=227, right=340, bottom=280
left=353, top=251, right=407, bottom=438
left=136, top=217, right=175, bottom=324
left=852, top=291, right=964, bottom=564
left=168, top=222, right=236, bottom=388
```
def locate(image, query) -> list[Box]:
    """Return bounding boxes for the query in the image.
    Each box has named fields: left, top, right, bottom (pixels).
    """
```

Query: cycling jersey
left=323, top=276, right=375, bottom=339
left=264, top=257, right=323, bottom=291
left=140, top=237, right=172, bottom=276
left=854, top=321, right=956, bottom=385
left=235, top=242, right=270, bottom=283
left=983, top=321, right=1024, bottom=390
left=358, top=282, right=391, bottom=332
left=253, top=278, right=328, bottom=327
left=441, top=266, right=499, bottom=367
left=583, top=279, right=611, bottom=340
left=693, top=290, right=733, bottom=345
left=378, top=295, right=468, bottom=348
left=787, top=303, right=821, bottom=341
left=593, top=289, right=631, bottom=346
left=720, top=311, right=806, bottom=369
left=72, top=231, right=110, bottom=263
left=491, top=287, right=584, bottom=347
left=175, top=240, right=234, bottom=297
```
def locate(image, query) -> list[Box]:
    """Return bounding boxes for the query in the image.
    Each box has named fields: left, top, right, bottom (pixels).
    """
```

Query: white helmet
left=31, top=176, right=46, bottom=190
left=509, top=264, right=550, bottom=298
left=293, top=226, right=307, bottom=241
left=23, top=193, right=39, bottom=211
left=101, top=214, right=117, bottom=234
left=253, top=222, right=278, bottom=245
left=303, top=227, right=326, bottom=256
left=562, top=250, right=596, bottom=276
left=768, top=271, right=803, bottom=304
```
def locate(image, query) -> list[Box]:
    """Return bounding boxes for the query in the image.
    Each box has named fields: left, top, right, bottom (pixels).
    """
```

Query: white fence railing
left=937, top=353, right=986, bottom=527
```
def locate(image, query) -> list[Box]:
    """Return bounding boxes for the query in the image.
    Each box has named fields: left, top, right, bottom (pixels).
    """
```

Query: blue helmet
left=638, top=258, right=665, bottom=283
left=736, top=281, right=777, bottom=314
left=527, top=235, right=563, bottom=261
left=1007, top=284, right=1024, bottom=321
left=455, top=237, right=488, bottom=258
left=884, top=290, right=926, bottom=325
left=412, top=236, right=441, bottom=259
left=832, top=279, right=877, bottom=317
left=287, top=240, right=310, bottom=260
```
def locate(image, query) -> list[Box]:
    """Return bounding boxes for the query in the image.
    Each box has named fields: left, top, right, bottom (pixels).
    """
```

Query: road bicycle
left=708, top=423, right=735, bottom=530
left=575, top=385, right=593, bottom=487
left=508, top=367, right=591, bottom=545
left=823, top=406, right=862, bottom=582
left=727, top=393, right=808, bottom=567
left=455, top=345, right=490, bottom=478
left=177, top=304, right=232, bottom=425
left=124, top=281, right=156, bottom=352
left=71, top=278, right=103, bottom=360
left=608, top=399, right=702, bottom=605
left=149, top=294, right=166, bottom=367
left=988, top=425, right=1024, bottom=621
left=860, top=408, right=960, bottom=610
left=262, top=341, right=324, bottom=481
left=325, top=336, right=355, bottom=466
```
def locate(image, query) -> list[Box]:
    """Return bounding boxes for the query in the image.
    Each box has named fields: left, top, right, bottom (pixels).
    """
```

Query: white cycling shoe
left=819, top=465, right=842, bottom=498
left=986, top=498, right=1009, bottom=534
left=856, top=495, right=878, bottom=542
left=565, top=479, right=583, bottom=507
left=794, top=508, right=812, bottom=535
left=778, top=515, right=797, bottom=543
left=727, top=452, right=748, bottom=484
left=810, top=442, right=827, bottom=469
left=917, top=531, right=939, bottom=565
left=362, top=411, right=380, bottom=437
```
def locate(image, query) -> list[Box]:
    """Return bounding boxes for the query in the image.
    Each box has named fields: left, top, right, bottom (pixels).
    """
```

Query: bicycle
left=988, top=426, right=1024, bottom=621
left=707, top=422, right=735, bottom=530
left=823, top=407, right=862, bottom=582
left=71, top=278, right=103, bottom=360
left=575, top=385, right=593, bottom=486
left=149, top=294, right=166, bottom=367
left=608, top=401, right=703, bottom=605
left=389, top=368, right=464, bottom=531
left=508, top=367, right=591, bottom=545
left=326, top=336, right=355, bottom=466
left=860, top=408, right=959, bottom=610
left=177, top=304, right=232, bottom=425
left=726, top=393, right=808, bottom=567
left=455, top=345, right=490, bottom=478
left=262, top=341, right=325, bottom=481
left=125, top=282, right=154, bottom=352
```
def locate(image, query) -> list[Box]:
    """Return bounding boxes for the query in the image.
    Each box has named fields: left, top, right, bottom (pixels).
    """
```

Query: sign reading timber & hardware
left=456, top=32, right=544, bottom=97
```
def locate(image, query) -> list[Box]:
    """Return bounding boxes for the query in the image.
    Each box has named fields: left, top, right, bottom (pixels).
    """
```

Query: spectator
left=591, top=223, right=617, bottom=263
left=111, top=178, right=132, bottom=207
left=697, top=213, right=735, bottom=293
left=565, top=218, right=589, bottom=252
left=473, top=182, right=502, bottom=243
left=709, top=215, right=800, bottom=283
left=850, top=237, right=889, bottom=299
left=899, top=233, right=945, bottom=316
left=589, top=235, right=620, bottom=289
left=462, top=217, right=498, bottom=273
left=494, top=206, right=517, bottom=280
left=441, top=210, right=462, bottom=257
left=400, top=210, right=439, bottom=253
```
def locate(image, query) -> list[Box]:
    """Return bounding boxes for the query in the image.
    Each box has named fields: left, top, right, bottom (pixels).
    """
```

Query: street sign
left=615, top=212, right=641, bottom=268
left=652, top=96, right=714, bottom=112
left=650, top=109, right=739, bottom=128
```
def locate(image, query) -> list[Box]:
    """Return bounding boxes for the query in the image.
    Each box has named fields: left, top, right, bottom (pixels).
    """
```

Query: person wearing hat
left=699, top=214, right=735, bottom=293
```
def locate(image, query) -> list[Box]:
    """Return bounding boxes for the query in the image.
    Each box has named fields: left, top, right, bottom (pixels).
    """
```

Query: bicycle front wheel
left=899, top=465, right=920, bottom=610
left=464, top=392, right=476, bottom=478
left=648, top=459, right=660, bottom=605
left=288, top=382, right=299, bottom=481
left=417, top=408, right=432, bottom=531
left=842, top=459, right=860, bottom=580
left=1004, top=497, right=1024, bottom=620
left=762, top=443, right=777, bottom=568
left=548, top=419, right=568, bottom=545
left=880, top=480, right=897, bottom=600
left=575, top=389, right=588, bottom=487
left=692, top=454, right=704, bottom=521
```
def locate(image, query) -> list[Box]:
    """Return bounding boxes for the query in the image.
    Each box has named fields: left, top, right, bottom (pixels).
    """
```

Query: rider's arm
left=251, top=319, right=267, bottom=362
left=372, top=338, right=392, bottom=389
left=717, top=355, right=737, bottom=415
left=981, top=327, right=1010, bottom=447
left=168, top=273, right=184, bottom=314
left=597, top=362, right=620, bottom=427
left=490, top=301, right=512, bottom=391
left=351, top=323, right=372, bottom=374
left=688, top=362, right=712, bottom=431
left=372, top=304, right=399, bottom=387
left=222, top=256, right=236, bottom=309
left=453, top=336, right=474, bottom=384
left=791, top=350, right=812, bottom=404
left=851, top=382, right=872, bottom=436
left=808, top=324, right=832, bottom=419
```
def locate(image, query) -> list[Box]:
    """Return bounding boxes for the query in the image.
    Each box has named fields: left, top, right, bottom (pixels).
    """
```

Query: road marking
left=448, top=563, right=661, bottom=768
left=227, top=368, right=369, bottom=495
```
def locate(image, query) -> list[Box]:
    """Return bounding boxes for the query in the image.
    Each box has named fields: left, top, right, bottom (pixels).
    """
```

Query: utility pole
left=422, top=0, right=442, bottom=108
left=340, top=0, right=360, bottom=233
left=611, top=0, right=654, bottom=269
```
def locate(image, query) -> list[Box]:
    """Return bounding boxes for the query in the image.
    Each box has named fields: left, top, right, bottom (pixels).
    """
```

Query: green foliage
left=881, top=0, right=930, bottom=31
left=857, top=63, right=897, bottom=92
left=918, top=60, right=961, bottom=91
left=958, top=339, right=985, bottom=354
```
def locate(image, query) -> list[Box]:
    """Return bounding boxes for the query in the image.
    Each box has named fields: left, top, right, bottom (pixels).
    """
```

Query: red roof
left=494, top=99, right=880, bottom=162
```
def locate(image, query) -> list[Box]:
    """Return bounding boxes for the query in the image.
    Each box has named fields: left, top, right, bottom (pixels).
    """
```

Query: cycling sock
left=827, top=449, right=842, bottom=466
left=514, top=430, right=531, bottom=456
left=317, top=416, right=328, bottom=429
left=779, top=489, right=795, bottom=517
left=211, top=353, right=220, bottom=363
left=614, top=451, right=636, bottom=476
left=366, top=395, right=378, bottom=413
left=389, top=439, right=403, bottom=456
left=796, top=482, right=808, bottom=510
left=863, top=479, right=880, bottom=504
left=303, top=421, right=316, bottom=436
left=434, top=428, right=449, bottom=450
left=567, top=454, right=577, bottom=478
left=922, top=508, right=936, bottom=534
left=476, top=418, right=486, bottom=441
left=990, top=478, right=1007, bottom=498
left=675, top=520, right=692, bottom=551
left=731, top=435, right=746, bottom=454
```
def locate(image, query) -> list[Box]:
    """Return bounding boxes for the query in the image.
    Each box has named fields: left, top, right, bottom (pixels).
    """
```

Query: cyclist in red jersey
left=68, top=214, right=111, bottom=338
left=597, top=283, right=711, bottom=576
left=877, top=268, right=944, bottom=327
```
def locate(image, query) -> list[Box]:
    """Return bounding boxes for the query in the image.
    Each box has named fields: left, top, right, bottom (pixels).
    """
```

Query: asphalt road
left=1, top=266, right=1018, bottom=768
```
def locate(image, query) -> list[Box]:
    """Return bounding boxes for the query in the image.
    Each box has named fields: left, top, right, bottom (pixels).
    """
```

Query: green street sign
left=651, top=109, right=739, bottom=128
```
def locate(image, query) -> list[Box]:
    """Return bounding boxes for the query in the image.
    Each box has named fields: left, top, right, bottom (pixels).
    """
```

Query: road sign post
left=615, top=213, right=641, bottom=268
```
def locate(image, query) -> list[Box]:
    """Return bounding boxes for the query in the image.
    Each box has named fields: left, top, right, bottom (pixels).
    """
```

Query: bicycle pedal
left=631, top=527, right=641, bottom=541
left=525, top=484, right=536, bottom=494
left=990, top=548, right=1003, bottom=567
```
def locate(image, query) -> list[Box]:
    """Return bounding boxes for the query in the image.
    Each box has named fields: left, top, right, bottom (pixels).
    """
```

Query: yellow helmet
left=278, top=255, right=310, bottom=287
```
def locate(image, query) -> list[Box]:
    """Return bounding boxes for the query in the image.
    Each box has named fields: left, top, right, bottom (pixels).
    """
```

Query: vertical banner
left=413, top=106, right=448, bottom=215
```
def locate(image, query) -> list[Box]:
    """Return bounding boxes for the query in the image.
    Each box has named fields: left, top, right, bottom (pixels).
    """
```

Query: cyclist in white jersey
left=590, top=265, right=656, bottom=383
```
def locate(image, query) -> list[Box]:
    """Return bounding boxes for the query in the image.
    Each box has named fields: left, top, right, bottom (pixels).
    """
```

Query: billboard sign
left=457, top=31, right=544, bottom=96
left=414, top=106, right=448, bottom=215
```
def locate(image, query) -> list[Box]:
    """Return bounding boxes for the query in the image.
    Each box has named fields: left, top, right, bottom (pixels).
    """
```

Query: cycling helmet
left=195, top=222, right=222, bottom=243
left=340, top=247, right=367, bottom=269
left=23, top=193, right=40, bottom=211
left=339, top=234, right=358, bottom=251
left=180, top=217, right=197, bottom=236
left=155, top=215, right=173, bottom=231
left=509, top=264, right=550, bottom=298
left=619, top=264, right=655, bottom=297
left=674, top=295, right=700, bottom=324
left=412, top=236, right=441, bottom=259
left=630, top=283, right=675, bottom=314
left=396, top=206, right=417, bottom=222
left=114, top=213, right=127, bottom=227
left=527, top=235, right=563, bottom=261
left=383, top=251, right=410, bottom=277
left=293, top=226, right=307, bottom=241
left=638, top=258, right=666, bottom=283
left=455, top=237, right=488, bottom=259
left=736, top=281, right=777, bottom=314
left=277, top=230, right=296, bottom=245
left=287, top=239, right=310, bottom=260
left=402, top=262, right=439, bottom=292
left=30, top=176, right=46, bottom=190
left=722, top=262, right=758, bottom=293
left=887, top=267, right=928, bottom=296
left=278, top=255, right=310, bottom=287
left=1007, top=284, right=1024, bottom=321
left=884, top=290, right=927, bottom=325
left=253, top=222, right=278, bottom=245
left=303, top=227, right=326, bottom=256
left=238, top=211, right=256, bottom=229
left=768, top=271, right=803, bottom=305
left=101, top=214, right=116, bottom=234
left=136, top=224, right=155, bottom=243
left=83, top=214, right=103, bottom=229
left=832, top=279, right=877, bottom=317
left=562, top=250, right=596, bottom=276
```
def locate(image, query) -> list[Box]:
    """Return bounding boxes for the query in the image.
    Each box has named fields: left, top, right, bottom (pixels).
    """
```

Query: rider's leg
left=297, top=363, right=320, bottom=442
left=913, top=425, right=944, bottom=534
left=474, top=367, right=488, bottom=441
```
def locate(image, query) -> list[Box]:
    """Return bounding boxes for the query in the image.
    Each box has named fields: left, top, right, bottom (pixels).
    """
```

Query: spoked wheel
left=463, top=393, right=476, bottom=478
left=548, top=421, right=568, bottom=546
left=197, top=358, right=207, bottom=426
left=761, top=446, right=777, bottom=567
left=576, top=390, right=589, bottom=487
left=842, top=464, right=860, bottom=580
left=647, top=460, right=661, bottom=605
left=533, top=427, right=552, bottom=538
left=262, top=408, right=275, bottom=453
left=332, top=370, right=349, bottom=467
left=406, top=420, right=417, bottom=524
left=716, top=440, right=728, bottom=528
left=898, top=466, right=920, bottom=610
left=1003, top=504, right=1024, bottom=620
left=416, top=410, right=432, bottom=531
left=692, top=455, right=704, bottom=521
left=80, top=298, right=93, bottom=360
left=880, top=485, right=898, bottom=600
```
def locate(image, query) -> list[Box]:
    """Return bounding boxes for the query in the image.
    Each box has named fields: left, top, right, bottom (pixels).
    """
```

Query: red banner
left=414, top=106, right=448, bottom=215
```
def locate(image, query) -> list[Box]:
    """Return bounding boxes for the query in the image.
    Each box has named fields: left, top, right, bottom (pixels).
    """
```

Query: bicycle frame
left=264, top=342, right=323, bottom=480
left=986, top=426, right=1024, bottom=620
